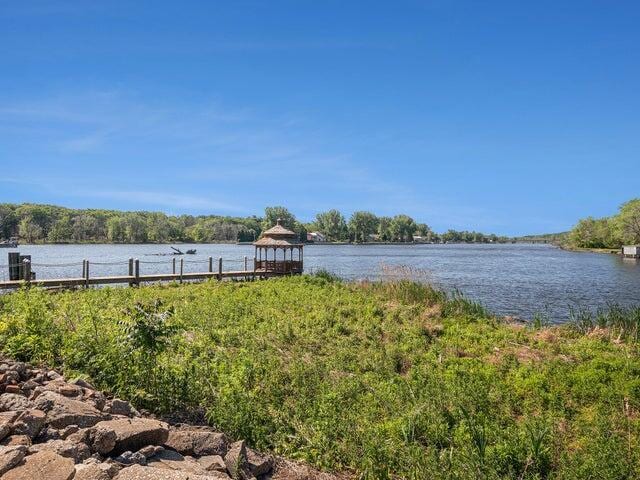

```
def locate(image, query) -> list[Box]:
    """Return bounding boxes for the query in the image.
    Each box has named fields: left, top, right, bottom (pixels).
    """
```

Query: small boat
left=0, top=237, right=18, bottom=248
left=170, top=247, right=197, bottom=255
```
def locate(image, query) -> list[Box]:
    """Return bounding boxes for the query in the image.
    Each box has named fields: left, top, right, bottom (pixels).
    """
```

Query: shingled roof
left=253, top=219, right=303, bottom=246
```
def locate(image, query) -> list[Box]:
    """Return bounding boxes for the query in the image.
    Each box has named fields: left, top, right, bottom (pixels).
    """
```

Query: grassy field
left=1, top=275, right=639, bottom=479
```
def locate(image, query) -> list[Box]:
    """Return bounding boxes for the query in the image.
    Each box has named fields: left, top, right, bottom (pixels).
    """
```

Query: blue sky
left=1, top=1, right=639, bottom=235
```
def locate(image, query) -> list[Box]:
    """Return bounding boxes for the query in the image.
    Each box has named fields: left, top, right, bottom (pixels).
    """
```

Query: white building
left=307, top=232, right=327, bottom=243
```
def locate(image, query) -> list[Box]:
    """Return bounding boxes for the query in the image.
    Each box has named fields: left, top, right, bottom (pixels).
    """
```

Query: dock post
left=244, top=256, right=247, bottom=271
left=134, top=259, right=140, bottom=286
left=84, top=260, right=90, bottom=288
left=208, top=256, right=213, bottom=274
left=23, top=259, right=31, bottom=286
left=172, top=257, right=176, bottom=275
left=218, top=257, right=222, bottom=280
left=82, top=260, right=86, bottom=279
left=179, top=258, right=184, bottom=284
left=128, top=258, right=134, bottom=286
left=253, top=256, right=256, bottom=281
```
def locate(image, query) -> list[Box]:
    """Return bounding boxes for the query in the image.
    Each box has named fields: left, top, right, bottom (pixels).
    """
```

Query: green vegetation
left=0, top=203, right=512, bottom=245
left=1, top=277, right=639, bottom=479
left=567, top=198, right=640, bottom=249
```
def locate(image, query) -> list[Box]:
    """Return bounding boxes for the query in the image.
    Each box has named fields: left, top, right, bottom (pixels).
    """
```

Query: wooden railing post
left=208, top=256, right=213, bottom=274
left=82, top=260, right=86, bottom=279
left=128, top=258, right=134, bottom=287
left=244, top=256, right=248, bottom=271
left=172, top=257, right=176, bottom=275
left=218, top=257, right=222, bottom=280
left=84, top=260, right=90, bottom=288
left=179, top=258, right=184, bottom=283
left=134, top=259, right=140, bottom=286
left=253, top=256, right=257, bottom=280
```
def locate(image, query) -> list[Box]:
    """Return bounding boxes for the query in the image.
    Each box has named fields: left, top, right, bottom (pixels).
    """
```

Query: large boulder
left=164, top=427, right=228, bottom=456
left=0, top=445, right=27, bottom=476
left=2, top=449, right=75, bottom=480
left=91, top=418, right=169, bottom=455
left=34, top=391, right=104, bottom=428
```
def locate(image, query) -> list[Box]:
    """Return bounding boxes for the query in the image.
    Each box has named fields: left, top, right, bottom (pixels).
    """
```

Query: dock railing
left=0, top=255, right=278, bottom=290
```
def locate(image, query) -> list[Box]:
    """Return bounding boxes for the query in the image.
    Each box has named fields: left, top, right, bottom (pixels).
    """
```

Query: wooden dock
left=0, top=270, right=281, bottom=290
left=0, top=255, right=293, bottom=291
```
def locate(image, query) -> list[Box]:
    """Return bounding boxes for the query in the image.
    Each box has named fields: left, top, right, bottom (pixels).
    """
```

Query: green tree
left=0, top=204, right=17, bottom=239
left=315, top=209, right=348, bottom=241
left=72, top=214, right=99, bottom=242
left=107, top=216, right=127, bottom=243
left=47, top=214, right=73, bottom=243
left=377, top=216, right=393, bottom=242
left=569, top=217, right=618, bottom=248
left=262, top=206, right=296, bottom=231
left=125, top=214, right=148, bottom=243
left=348, top=211, right=378, bottom=243
left=616, top=198, right=640, bottom=245
left=390, top=214, right=416, bottom=242
left=18, top=216, right=43, bottom=243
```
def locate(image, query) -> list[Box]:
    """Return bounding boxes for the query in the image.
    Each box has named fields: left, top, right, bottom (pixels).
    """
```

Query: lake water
left=1, top=243, right=639, bottom=322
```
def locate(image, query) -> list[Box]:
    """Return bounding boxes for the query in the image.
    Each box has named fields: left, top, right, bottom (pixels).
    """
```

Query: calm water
left=2, top=243, right=639, bottom=322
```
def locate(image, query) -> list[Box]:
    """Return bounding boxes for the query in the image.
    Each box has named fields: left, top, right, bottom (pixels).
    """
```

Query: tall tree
left=348, top=211, right=378, bottom=243
left=616, top=198, right=640, bottom=244
left=390, top=215, right=416, bottom=242
left=315, top=209, right=348, bottom=241
left=377, top=216, right=393, bottom=242
left=18, top=216, right=43, bottom=243
left=262, top=206, right=296, bottom=231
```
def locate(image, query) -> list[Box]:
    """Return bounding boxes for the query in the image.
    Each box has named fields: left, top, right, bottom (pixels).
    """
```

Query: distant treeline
left=568, top=198, right=640, bottom=249
left=0, top=203, right=512, bottom=244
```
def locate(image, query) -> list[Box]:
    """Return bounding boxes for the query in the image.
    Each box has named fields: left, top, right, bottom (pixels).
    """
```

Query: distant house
left=622, top=245, right=640, bottom=258
left=307, top=232, right=327, bottom=243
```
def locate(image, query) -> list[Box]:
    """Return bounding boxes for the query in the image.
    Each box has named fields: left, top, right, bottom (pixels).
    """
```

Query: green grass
left=1, top=276, right=639, bottom=479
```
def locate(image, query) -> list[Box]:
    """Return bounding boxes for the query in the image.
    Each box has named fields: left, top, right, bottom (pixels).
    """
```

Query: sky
left=1, top=1, right=639, bottom=236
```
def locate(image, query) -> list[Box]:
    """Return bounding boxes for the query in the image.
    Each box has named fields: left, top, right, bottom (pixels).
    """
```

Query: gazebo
left=253, top=219, right=304, bottom=274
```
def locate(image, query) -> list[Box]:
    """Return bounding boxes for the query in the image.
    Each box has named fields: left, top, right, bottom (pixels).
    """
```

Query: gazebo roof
left=254, top=219, right=303, bottom=247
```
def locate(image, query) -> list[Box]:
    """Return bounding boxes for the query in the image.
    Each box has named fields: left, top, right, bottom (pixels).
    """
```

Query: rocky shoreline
left=0, top=358, right=341, bottom=480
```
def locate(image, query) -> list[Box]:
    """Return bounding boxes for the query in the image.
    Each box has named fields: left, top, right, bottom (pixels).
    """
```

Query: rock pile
left=0, top=359, right=339, bottom=480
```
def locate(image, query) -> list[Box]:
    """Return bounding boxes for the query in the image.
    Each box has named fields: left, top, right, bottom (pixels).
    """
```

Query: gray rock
left=114, top=464, right=231, bottom=479
left=2, top=449, right=75, bottom=480
left=0, top=393, right=31, bottom=412
left=106, top=399, right=138, bottom=417
left=12, top=409, right=46, bottom=438
left=115, top=450, right=148, bottom=465
left=246, top=447, right=273, bottom=477
left=88, top=424, right=118, bottom=455
left=91, top=418, right=169, bottom=455
left=164, top=427, right=228, bottom=456
left=224, top=440, right=249, bottom=479
left=0, top=411, right=19, bottom=442
left=29, top=438, right=91, bottom=463
left=0, top=445, right=27, bottom=476
left=0, top=434, right=31, bottom=447
left=73, top=463, right=112, bottom=480
left=34, top=391, right=104, bottom=428
left=198, top=454, right=227, bottom=472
